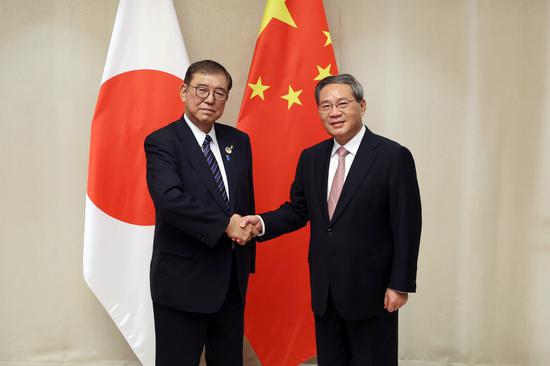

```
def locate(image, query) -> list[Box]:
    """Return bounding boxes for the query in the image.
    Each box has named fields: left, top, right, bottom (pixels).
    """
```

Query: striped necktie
left=202, top=135, right=230, bottom=212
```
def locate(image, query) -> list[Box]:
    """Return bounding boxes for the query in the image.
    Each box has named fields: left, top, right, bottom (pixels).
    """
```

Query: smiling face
left=318, top=83, right=366, bottom=145
left=181, top=72, right=229, bottom=133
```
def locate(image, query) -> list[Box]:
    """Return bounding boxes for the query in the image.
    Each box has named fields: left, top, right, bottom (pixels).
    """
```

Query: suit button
left=327, top=228, right=333, bottom=235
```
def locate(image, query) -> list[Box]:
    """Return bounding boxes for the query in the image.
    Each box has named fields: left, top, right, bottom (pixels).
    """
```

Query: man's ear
left=180, top=83, right=187, bottom=102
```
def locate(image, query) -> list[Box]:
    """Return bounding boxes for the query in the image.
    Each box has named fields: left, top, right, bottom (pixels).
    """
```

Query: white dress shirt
left=326, top=125, right=366, bottom=199
left=184, top=114, right=230, bottom=201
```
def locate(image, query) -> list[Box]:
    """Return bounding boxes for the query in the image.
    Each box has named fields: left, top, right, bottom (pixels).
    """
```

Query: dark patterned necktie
left=202, top=135, right=230, bottom=212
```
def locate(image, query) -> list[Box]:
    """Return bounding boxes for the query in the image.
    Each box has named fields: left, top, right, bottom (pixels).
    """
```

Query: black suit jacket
left=145, top=115, right=255, bottom=314
left=261, top=127, right=421, bottom=320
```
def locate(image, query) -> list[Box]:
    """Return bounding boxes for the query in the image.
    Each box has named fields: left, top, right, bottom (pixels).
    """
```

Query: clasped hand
left=225, top=214, right=261, bottom=245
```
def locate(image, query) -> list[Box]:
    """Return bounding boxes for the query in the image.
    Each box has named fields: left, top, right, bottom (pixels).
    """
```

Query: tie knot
left=336, top=146, right=349, bottom=158
left=203, top=135, right=213, bottom=147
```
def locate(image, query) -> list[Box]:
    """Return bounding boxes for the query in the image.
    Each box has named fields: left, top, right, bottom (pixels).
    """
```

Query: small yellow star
left=322, top=31, right=332, bottom=47
left=259, top=0, right=297, bottom=35
left=248, top=77, right=270, bottom=100
left=281, top=85, right=303, bottom=109
left=314, top=64, right=333, bottom=81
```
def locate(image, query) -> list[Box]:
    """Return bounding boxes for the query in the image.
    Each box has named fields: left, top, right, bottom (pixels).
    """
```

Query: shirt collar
left=184, top=114, right=219, bottom=147
left=331, top=124, right=366, bottom=157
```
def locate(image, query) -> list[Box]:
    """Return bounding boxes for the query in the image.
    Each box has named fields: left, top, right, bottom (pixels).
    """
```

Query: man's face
left=181, top=72, right=229, bottom=132
left=318, top=83, right=366, bottom=145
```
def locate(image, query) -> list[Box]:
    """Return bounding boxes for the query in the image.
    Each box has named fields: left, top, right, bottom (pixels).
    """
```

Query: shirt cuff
left=256, top=215, right=266, bottom=236
left=388, top=288, right=409, bottom=294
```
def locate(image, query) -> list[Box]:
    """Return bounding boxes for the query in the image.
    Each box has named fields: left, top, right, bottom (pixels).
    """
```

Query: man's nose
left=329, top=105, right=342, bottom=117
left=203, top=91, right=215, bottom=104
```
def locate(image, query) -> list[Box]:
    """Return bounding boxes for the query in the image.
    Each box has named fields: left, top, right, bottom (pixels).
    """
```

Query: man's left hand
left=384, top=288, right=408, bottom=313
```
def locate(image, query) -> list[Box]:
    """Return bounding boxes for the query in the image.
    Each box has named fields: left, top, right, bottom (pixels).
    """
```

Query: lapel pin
left=225, top=145, right=233, bottom=161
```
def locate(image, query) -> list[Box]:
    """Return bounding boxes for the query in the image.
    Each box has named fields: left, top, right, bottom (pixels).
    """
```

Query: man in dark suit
left=145, top=60, right=256, bottom=366
left=240, top=74, right=421, bottom=365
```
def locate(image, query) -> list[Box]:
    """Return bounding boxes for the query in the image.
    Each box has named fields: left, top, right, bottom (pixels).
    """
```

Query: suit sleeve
left=388, top=146, right=422, bottom=292
left=144, top=133, right=230, bottom=247
left=260, top=151, right=310, bottom=241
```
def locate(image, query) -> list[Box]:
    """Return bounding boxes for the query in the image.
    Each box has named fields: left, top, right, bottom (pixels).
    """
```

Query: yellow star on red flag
left=314, top=64, right=333, bottom=81
left=248, top=77, right=270, bottom=100
left=259, top=0, right=297, bottom=35
left=281, top=85, right=303, bottom=109
left=322, top=31, right=332, bottom=46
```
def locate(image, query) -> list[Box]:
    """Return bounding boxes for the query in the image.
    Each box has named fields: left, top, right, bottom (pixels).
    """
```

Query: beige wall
left=1, top=0, right=550, bottom=365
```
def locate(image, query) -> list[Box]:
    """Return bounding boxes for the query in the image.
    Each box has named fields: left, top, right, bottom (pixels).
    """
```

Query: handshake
left=225, top=214, right=262, bottom=245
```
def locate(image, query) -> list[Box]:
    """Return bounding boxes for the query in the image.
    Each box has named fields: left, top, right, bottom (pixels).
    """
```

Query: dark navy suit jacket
left=261, top=127, right=421, bottom=320
left=145, top=115, right=255, bottom=314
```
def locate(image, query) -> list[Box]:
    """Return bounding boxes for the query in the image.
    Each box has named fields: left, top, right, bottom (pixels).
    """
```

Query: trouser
left=153, top=256, right=243, bottom=366
left=314, top=291, right=398, bottom=366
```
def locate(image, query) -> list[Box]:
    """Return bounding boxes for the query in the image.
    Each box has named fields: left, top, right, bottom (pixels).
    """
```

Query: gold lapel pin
left=225, top=145, right=233, bottom=154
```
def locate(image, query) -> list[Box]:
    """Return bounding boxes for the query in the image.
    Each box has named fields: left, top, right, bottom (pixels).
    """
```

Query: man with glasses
left=240, top=74, right=422, bottom=365
left=145, top=60, right=256, bottom=366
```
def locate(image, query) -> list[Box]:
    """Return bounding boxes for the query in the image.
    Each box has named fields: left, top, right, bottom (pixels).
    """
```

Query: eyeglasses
left=188, top=85, right=229, bottom=101
left=318, top=99, right=356, bottom=114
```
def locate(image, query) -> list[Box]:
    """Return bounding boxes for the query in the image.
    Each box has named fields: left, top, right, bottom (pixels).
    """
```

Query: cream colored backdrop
left=1, top=1, right=549, bottom=365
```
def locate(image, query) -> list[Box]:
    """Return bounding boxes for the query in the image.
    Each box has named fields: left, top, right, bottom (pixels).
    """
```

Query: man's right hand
left=237, top=215, right=263, bottom=245
left=225, top=214, right=255, bottom=244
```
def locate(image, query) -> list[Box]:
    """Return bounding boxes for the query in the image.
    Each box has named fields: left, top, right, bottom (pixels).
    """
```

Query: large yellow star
left=314, top=64, right=333, bottom=81
left=322, top=31, right=332, bottom=47
left=281, top=85, right=303, bottom=109
left=259, top=0, right=297, bottom=35
left=248, top=77, right=270, bottom=100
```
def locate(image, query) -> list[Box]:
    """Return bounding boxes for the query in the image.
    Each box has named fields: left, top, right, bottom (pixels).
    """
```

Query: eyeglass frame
left=188, top=84, right=229, bottom=101
left=318, top=99, right=358, bottom=114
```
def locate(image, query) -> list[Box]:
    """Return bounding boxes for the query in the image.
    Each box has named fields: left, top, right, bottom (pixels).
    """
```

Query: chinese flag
left=237, top=0, right=338, bottom=365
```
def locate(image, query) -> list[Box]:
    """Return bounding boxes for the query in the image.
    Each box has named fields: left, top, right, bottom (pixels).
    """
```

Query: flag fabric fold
left=237, top=1, right=338, bottom=365
left=83, top=1, right=189, bottom=365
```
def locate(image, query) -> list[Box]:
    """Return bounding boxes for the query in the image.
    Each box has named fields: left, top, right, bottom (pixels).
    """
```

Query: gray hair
left=314, top=74, right=364, bottom=105
left=184, top=59, right=233, bottom=91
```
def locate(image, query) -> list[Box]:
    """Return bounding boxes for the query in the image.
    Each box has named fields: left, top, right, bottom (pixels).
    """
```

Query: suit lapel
left=175, top=119, right=228, bottom=213
left=214, top=124, right=238, bottom=213
left=315, top=139, right=333, bottom=225
left=330, top=128, right=378, bottom=225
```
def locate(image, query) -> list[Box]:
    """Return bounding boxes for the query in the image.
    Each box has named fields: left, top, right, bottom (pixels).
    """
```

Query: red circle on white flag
left=87, top=70, right=184, bottom=226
